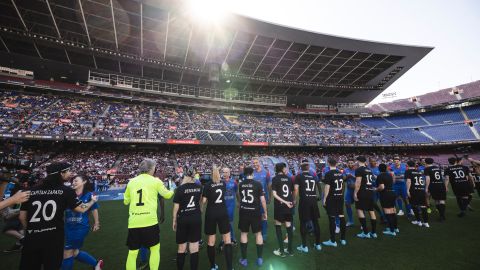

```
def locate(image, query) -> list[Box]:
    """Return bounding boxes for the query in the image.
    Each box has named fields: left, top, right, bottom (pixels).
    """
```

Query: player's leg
left=139, top=247, right=149, bottom=265
left=221, top=232, right=233, bottom=270
left=274, top=220, right=285, bottom=257
left=205, top=216, right=217, bottom=270
left=176, top=222, right=188, bottom=270
left=412, top=204, right=421, bottom=224
left=467, top=194, right=474, bottom=211
left=402, top=184, right=413, bottom=217
left=394, top=183, right=404, bottom=215
left=148, top=244, right=160, bottom=270
left=44, top=241, right=65, bottom=270
left=345, top=189, right=355, bottom=225
left=368, top=210, right=377, bottom=238
left=420, top=206, right=429, bottom=227
left=255, top=231, right=264, bottom=266
left=383, top=208, right=395, bottom=235
left=177, top=244, right=187, bottom=270
left=324, top=215, right=337, bottom=246
left=19, top=246, right=42, bottom=270
left=356, top=207, right=370, bottom=237
left=189, top=242, right=200, bottom=270
left=261, top=206, right=268, bottom=242
left=458, top=195, right=469, bottom=217
left=339, top=215, right=346, bottom=244
left=61, top=249, right=75, bottom=270
left=285, top=220, right=293, bottom=254
left=239, top=232, right=249, bottom=266
left=298, top=219, right=308, bottom=251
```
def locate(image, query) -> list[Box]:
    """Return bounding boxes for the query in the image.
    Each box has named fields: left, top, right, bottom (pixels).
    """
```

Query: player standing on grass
left=343, top=159, right=356, bottom=226
left=271, top=162, right=294, bottom=257
left=19, top=162, right=98, bottom=270
left=322, top=158, right=347, bottom=247
left=201, top=166, right=233, bottom=270
left=424, top=158, right=447, bottom=221
left=354, top=156, right=377, bottom=239
left=295, top=162, right=321, bottom=253
left=252, top=158, right=271, bottom=242
left=124, top=159, right=174, bottom=270
left=61, top=173, right=103, bottom=270
left=223, top=167, right=237, bottom=246
left=444, top=157, right=474, bottom=217
left=238, top=167, right=267, bottom=267
left=376, top=163, right=398, bottom=235
left=173, top=167, right=202, bottom=270
left=390, top=157, right=413, bottom=217
left=406, top=161, right=430, bottom=228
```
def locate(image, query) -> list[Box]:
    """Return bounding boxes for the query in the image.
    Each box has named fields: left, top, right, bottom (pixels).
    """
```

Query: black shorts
left=379, top=191, right=396, bottom=208
left=410, top=191, right=426, bottom=206
left=325, top=199, right=344, bottom=216
left=429, top=185, right=447, bottom=201
left=204, top=213, right=230, bottom=235
left=2, top=218, right=22, bottom=233
left=20, top=240, right=63, bottom=270
left=298, top=202, right=320, bottom=221
left=452, top=185, right=470, bottom=197
left=238, top=215, right=262, bottom=233
left=126, top=224, right=160, bottom=250
left=355, top=193, right=374, bottom=211
left=176, top=216, right=202, bottom=244
left=274, top=211, right=293, bottom=223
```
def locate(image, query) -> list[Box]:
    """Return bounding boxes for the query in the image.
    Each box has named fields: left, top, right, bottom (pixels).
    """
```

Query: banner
left=5, top=103, right=18, bottom=108
left=59, top=119, right=72, bottom=123
left=270, top=142, right=300, bottom=146
left=70, top=109, right=82, bottom=114
left=120, top=123, right=129, bottom=127
left=168, top=126, right=177, bottom=130
left=167, top=139, right=200, bottom=145
left=242, top=141, right=268, bottom=146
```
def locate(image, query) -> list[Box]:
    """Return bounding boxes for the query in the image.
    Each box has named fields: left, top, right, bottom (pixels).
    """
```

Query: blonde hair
left=212, top=167, right=221, bottom=183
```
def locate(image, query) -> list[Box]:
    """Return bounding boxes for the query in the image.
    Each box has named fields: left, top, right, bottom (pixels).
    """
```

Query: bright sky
left=217, top=0, right=480, bottom=104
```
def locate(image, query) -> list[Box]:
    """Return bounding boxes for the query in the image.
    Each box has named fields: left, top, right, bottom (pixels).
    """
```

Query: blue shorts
left=393, top=182, right=408, bottom=199
left=65, top=229, right=88, bottom=250
left=226, top=206, right=235, bottom=222
left=345, top=188, right=355, bottom=204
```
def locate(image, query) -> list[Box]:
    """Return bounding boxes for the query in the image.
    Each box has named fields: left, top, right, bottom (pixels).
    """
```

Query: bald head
left=222, top=167, right=231, bottom=179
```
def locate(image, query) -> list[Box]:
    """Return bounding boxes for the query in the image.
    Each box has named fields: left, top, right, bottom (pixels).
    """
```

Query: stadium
left=0, top=0, right=478, bottom=269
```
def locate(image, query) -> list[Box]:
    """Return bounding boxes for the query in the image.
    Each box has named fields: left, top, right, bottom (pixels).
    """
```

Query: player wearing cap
left=124, top=159, right=174, bottom=270
left=19, top=162, right=98, bottom=270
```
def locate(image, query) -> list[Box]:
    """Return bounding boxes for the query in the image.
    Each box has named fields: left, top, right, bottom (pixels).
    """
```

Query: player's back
left=203, top=181, right=227, bottom=216
left=296, top=172, right=318, bottom=204
left=324, top=169, right=344, bottom=200
left=406, top=169, right=424, bottom=191
left=238, top=179, right=263, bottom=216
left=356, top=166, right=375, bottom=193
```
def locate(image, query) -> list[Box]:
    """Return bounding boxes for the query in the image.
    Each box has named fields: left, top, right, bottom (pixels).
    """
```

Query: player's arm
left=156, top=178, right=174, bottom=199
left=73, top=197, right=98, bottom=213
left=260, top=195, right=267, bottom=220
left=323, top=184, right=330, bottom=206
left=172, top=203, right=179, bottom=231
left=19, top=210, right=27, bottom=229
left=354, top=176, right=361, bottom=201
left=468, top=158, right=480, bottom=166
left=406, top=177, right=411, bottom=198
left=294, top=183, right=299, bottom=205
left=267, top=173, right=272, bottom=204
left=0, top=190, right=30, bottom=211
left=425, top=175, right=431, bottom=193
left=201, top=197, right=207, bottom=213
left=444, top=175, right=449, bottom=192
left=123, top=183, right=131, bottom=205
left=91, top=209, right=100, bottom=232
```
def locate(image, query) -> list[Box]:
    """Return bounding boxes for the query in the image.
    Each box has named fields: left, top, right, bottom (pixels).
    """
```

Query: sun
left=186, top=0, right=230, bottom=24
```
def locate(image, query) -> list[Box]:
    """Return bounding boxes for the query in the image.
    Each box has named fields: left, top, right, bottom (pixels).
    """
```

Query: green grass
left=1, top=195, right=479, bottom=270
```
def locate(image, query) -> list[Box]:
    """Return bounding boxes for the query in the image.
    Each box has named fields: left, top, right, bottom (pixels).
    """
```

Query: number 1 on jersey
left=136, top=189, right=145, bottom=206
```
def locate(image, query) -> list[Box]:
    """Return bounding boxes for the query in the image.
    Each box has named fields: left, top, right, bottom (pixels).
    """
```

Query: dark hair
left=356, top=156, right=366, bottom=163
left=301, top=163, right=309, bottom=171
left=407, top=160, right=415, bottom=167
left=43, top=173, right=64, bottom=187
left=72, top=173, right=93, bottom=195
left=448, top=157, right=457, bottom=165
left=243, top=167, right=254, bottom=176
left=379, top=163, right=387, bottom=172
left=275, top=163, right=286, bottom=174
left=425, top=158, right=434, bottom=165
left=327, top=157, right=337, bottom=166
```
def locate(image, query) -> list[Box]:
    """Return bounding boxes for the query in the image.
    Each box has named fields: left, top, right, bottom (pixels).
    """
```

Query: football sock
left=387, top=214, right=395, bottom=232
left=176, top=252, right=186, bottom=270
left=335, top=217, right=340, bottom=226
left=313, top=219, right=321, bottom=244
left=262, top=220, right=268, bottom=241
left=229, top=222, right=236, bottom=241
left=413, top=207, right=421, bottom=221
left=61, top=256, right=74, bottom=270
left=300, top=222, right=307, bottom=246
left=468, top=195, right=473, bottom=206
left=256, top=244, right=263, bottom=258
left=396, top=199, right=403, bottom=211
left=240, top=243, right=247, bottom=259
left=139, top=247, right=148, bottom=263
left=190, top=252, right=199, bottom=270
left=149, top=244, right=160, bottom=270
left=393, top=214, right=398, bottom=229
left=371, top=218, right=377, bottom=234
left=438, top=203, right=446, bottom=219
left=329, top=216, right=336, bottom=242
left=339, top=216, right=346, bottom=240
left=421, top=207, right=428, bottom=223
left=126, top=249, right=139, bottom=270
left=286, top=226, right=293, bottom=252
left=224, top=244, right=233, bottom=270
left=406, top=204, right=413, bottom=214
left=461, top=198, right=469, bottom=211
left=75, top=250, right=97, bottom=266
left=359, top=217, right=368, bottom=234
left=275, top=225, right=284, bottom=251
left=346, top=205, right=354, bottom=223
left=207, top=245, right=215, bottom=269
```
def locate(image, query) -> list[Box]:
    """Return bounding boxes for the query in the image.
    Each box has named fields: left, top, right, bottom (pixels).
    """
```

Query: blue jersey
left=65, top=192, right=98, bottom=236
left=369, top=166, right=380, bottom=186
left=390, top=163, right=407, bottom=182
left=343, top=168, right=356, bottom=189
left=224, top=178, right=237, bottom=209
left=253, top=169, right=271, bottom=200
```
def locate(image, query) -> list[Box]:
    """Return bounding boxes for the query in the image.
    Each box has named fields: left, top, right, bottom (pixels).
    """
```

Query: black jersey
left=405, top=168, right=425, bottom=192
left=355, top=166, right=375, bottom=193
left=472, top=172, right=480, bottom=184
left=376, top=172, right=394, bottom=191
left=295, top=171, right=318, bottom=205
left=323, top=169, right=344, bottom=200
left=174, top=183, right=202, bottom=219
left=272, top=174, right=293, bottom=213
left=444, top=165, right=471, bottom=195
left=202, top=181, right=228, bottom=217
left=424, top=166, right=444, bottom=187
left=238, top=178, right=264, bottom=217
left=20, top=183, right=82, bottom=248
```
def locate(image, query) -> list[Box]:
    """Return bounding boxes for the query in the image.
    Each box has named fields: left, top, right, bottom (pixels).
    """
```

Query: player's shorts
left=325, top=198, right=344, bottom=216
left=345, top=188, right=355, bottom=204
left=379, top=190, right=396, bottom=208
left=274, top=211, right=293, bottom=223
left=238, top=215, right=262, bottom=233
left=2, top=218, right=22, bottom=233
left=20, top=239, right=64, bottom=270
left=64, top=228, right=89, bottom=250
left=393, top=181, right=408, bottom=198
left=126, top=224, right=160, bottom=250
left=176, top=216, right=202, bottom=244
left=429, top=185, right=446, bottom=201
left=355, top=192, right=374, bottom=211
left=410, top=191, right=426, bottom=206
left=204, top=213, right=230, bottom=235
left=298, top=202, right=320, bottom=221
left=452, top=184, right=471, bottom=197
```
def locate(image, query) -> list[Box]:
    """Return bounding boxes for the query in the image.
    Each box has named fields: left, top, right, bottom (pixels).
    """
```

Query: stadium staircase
left=460, top=107, right=480, bottom=140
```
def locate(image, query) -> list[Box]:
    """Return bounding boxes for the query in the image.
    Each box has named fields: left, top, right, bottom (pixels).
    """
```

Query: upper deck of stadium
left=0, top=0, right=432, bottom=106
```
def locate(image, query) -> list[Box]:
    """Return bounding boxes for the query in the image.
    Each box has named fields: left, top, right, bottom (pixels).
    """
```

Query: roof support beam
left=163, top=12, right=170, bottom=61
left=45, top=0, right=71, bottom=64
left=179, top=26, right=194, bottom=83
left=350, top=55, right=389, bottom=85
left=337, top=53, right=372, bottom=84
left=0, top=36, right=10, bottom=53
left=197, top=31, right=216, bottom=85
left=267, top=42, right=293, bottom=78
left=252, top=38, right=276, bottom=76
left=309, top=50, right=342, bottom=82
left=140, top=2, right=143, bottom=57
left=282, top=86, right=291, bottom=95
left=10, top=0, right=28, bottom=31
left=236, top=35, right=258, bottom=75
left=109, top=0, right=119, bottom=50
left=221, top=31, right=237, bottom=66
left=295, top=47, right=326, bottom=81
left=282, top=45, right=309, bottom=79
left=33, top=43, right=43, bottom=59
left=321, top=52, right=358, bottom=84
left=78, top=0, right=91, bottom=46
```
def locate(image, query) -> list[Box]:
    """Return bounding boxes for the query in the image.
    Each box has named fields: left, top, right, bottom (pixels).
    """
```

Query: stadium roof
left=0, top=0, right=433, bottom=104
